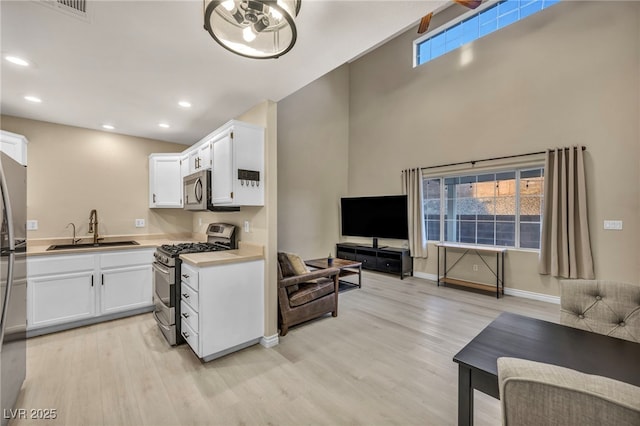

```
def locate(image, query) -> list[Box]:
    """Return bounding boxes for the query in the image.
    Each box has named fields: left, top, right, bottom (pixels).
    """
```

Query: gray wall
left=277, top=64, right=350, bottom=259
left=278, top=1, right=640, bottom=296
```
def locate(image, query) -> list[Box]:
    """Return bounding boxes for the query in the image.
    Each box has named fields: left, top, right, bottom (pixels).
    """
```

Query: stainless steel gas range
left=152, top=223, right=238, bottom=345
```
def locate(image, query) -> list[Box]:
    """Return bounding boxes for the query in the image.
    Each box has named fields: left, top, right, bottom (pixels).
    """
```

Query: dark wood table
left=305, top=258, right=362, bottom=288
left=453, top=312, right=640, bottom=426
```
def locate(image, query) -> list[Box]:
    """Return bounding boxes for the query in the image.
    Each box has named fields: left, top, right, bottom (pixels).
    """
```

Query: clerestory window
left=414, top=0, right=561, bottom=67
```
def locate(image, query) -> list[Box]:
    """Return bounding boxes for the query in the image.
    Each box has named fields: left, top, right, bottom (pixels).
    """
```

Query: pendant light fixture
left=204, top=0, right=301, bottom=59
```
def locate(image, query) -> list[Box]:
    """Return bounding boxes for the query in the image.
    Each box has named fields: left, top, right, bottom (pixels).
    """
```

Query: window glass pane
left=424, top=178, right=441, bottom=198
left=520, top=196, right=542, bottom=221
left=459, top=221, right=475, bottom=243
left=479, top=5, right=498, bottom=25
left=496, top=222, right=515, bottom=246
left=520, top=223, right=541, bottom=249
left=498, top=0, right=518, bottom=16
left=520, top=0, right=542, bottom=18
left=498, top=11, right=518, bottom=29
left=477, top=221, right=495, bottom=245
left=418, top=40, right=431, bottom=64
left=460, top=16, right=479, bottom=44
left=431, top=33, right=446, bottom=59
left=427, top=220, right=440, bottom=241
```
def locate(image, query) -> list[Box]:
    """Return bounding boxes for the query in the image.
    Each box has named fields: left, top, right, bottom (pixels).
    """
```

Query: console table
left=336, top=243, right=412, bottom=279
left=436, top=242, right=506, bottom=298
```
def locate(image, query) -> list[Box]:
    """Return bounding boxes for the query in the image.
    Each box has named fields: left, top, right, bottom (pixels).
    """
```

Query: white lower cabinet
left=27, top=249, right=154, bottom=333
left=180, top=259, right=264, bottom=362
left=29, top=271, right=96, bottom=328
left=101, top=265, right=152, bottom=315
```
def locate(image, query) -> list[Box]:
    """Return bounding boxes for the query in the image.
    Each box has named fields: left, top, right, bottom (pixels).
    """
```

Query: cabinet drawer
left=338, top=251, right=356, bottom=261
left=356, top=254, right=377, bottom=270
left=180, top=282, right=199, bottom=312
left=181, top=319, right=199, bottom=355
left=377, top=258, right=402, bottom=273
left=180, top=263, right=199, bottom=290
left=28, top=254, right=95, bottom=276
left=100, top=249, right=154, bottom=269
left=180, top=300, right=199, bottom=333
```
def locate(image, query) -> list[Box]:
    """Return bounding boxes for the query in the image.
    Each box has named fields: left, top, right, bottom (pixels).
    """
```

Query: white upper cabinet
left=0, top=130, right=28, bottom=166
left=148, top=119, right=264, bottom=209
left=211, top=121, right=264, bottom=206
left=149, top=154, right=183, bottom=208
left=187, top=139, right=212, bottom=173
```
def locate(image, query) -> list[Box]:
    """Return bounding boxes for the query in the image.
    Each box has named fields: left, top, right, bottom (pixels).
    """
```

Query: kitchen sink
left=46, top=240, right=140, bottom=251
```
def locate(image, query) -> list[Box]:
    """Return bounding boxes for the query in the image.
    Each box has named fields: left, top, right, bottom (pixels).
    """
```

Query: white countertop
left=179, top=243, right=264, bottom=267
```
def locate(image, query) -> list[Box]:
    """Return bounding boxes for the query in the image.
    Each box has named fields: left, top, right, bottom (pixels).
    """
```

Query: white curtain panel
left=538, top=146, right=594, bottom=279
left=402, top=168, right=428, bottom=259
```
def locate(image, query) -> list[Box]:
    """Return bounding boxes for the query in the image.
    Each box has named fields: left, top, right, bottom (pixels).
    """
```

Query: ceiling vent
left=39, top=0, right=90, bottom=21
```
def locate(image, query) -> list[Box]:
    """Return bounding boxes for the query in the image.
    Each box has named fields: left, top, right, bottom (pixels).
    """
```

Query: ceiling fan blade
left=417, top=12, right=433, bottom=34
left=454, top=0, right=482, bottom=9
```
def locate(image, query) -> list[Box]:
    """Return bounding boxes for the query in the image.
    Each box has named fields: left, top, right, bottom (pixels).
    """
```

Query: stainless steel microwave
left=183, top=170, right=211, bottom=211
left=183, top=170, right=239, bottom=212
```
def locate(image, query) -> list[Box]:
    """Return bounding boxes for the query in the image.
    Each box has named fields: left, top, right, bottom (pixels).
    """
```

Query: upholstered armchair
left=560, top=279, right=640, bottom=342
left=277, top=252, right=340, bottom=336
left=498, top=357, right=640, bottom=426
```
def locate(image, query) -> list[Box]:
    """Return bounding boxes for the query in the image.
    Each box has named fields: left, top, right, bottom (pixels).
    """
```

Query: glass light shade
left=204, top=0, right=301, bottom=59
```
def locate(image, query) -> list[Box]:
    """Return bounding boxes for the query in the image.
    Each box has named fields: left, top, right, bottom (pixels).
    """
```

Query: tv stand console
left=336, top=243, right=413, bottom=280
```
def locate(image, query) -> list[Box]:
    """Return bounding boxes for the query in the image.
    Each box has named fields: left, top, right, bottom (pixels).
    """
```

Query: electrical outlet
left=135, top=219, right=145, bottom=228
left=27, top=220, right=38, bottom=231
left=198, top=218, right=202, bottom=227
left=473, top=264, right=479, bottom=271
left=244, top=220, right=250, bottom=233
left=603, top=220, right=623, bottom=230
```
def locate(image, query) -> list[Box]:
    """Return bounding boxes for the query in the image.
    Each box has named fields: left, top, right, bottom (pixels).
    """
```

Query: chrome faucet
left=88, top=209, right=100, bottom=245
left=66, top=222, right=81, bottom=245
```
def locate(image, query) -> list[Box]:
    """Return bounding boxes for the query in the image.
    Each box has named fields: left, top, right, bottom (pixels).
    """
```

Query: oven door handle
left=153, top=311, right=172, bottom=330
left=152, top=261, right=171, bottom=276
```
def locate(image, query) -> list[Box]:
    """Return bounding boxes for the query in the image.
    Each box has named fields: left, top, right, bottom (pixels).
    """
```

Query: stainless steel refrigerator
left=0, top=152, right=26, bottom=425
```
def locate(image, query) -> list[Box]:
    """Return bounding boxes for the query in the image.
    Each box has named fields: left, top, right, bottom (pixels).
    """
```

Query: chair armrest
left=278, top=267, right=340, bottom=288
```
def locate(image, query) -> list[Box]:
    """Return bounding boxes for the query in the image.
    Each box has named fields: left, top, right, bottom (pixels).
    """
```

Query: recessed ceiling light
left=159, top=123, right=170, bottom=129
left=102, top=124, right=115, bottom=130
left=5, top=56, right=29, bottom=67
left=24, top=95, right=42, bottom=103
left=178, top=101, right=192, bottom=108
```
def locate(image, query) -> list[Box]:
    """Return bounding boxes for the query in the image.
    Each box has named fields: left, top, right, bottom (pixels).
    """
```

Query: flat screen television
left=340, top=195, right=409, bottom=244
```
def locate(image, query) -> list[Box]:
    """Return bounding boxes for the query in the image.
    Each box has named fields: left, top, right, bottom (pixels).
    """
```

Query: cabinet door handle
left=101, top=274, right=104, bottom=286
left=182, top=293, right=189, bottom=298
left=91, top=276, right=94, bottom=287
left=182, top=312, right=189, bottom=318
left=153, top=193, right=156, bottom=203
left=182, top=331, right=190, bottom=338
left=182, top=274, right=189, bottom=279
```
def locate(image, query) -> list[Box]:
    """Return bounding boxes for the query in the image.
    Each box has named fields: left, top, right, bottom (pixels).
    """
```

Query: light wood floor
left=12, top=272, right=558, bottom=426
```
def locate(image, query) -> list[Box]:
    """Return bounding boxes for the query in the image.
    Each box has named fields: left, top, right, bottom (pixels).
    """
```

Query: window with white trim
left=414, top=0, right=561, bottom=67
left=423, top=167, right=544, bottom=249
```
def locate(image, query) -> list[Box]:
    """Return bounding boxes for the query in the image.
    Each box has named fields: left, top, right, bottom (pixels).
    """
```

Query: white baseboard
left=260, top=334, right=279, bottom=348
left=412, top=271, right=560, bottom=304
left=413, top=271, right=438, bottom=281
left=503, top=288, right=560, bottom=304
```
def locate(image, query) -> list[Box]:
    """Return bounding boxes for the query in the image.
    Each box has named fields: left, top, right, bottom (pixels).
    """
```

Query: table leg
left=437, top=245, right=440, bottom=286
left=458, top=364, right=474, bottom=426
left=496, top=253, right=499, bottom=299
left=358, top=264, right=362, bottom=288
left=501, top=252, right=505, bottom=295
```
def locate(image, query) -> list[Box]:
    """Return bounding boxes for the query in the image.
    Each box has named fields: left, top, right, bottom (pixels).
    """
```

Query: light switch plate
left=603, top=220, right=623, bottom=230
left=27, top=220, right=38, bottom=231
left=244, top=220, right=250, bottom=233
left=135, top=219, right=145, bottom=228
